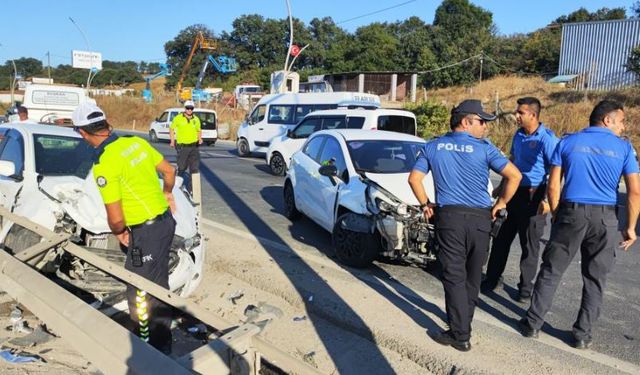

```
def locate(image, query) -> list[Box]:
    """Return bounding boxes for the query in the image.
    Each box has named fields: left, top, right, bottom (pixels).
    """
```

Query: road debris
left=293, top=316, right=307, bottom=322
left=8, top=325, right=56, bottom=347
left=227, top=290, right=244, bottom=305
left=0, top=348, right=43, bottom=364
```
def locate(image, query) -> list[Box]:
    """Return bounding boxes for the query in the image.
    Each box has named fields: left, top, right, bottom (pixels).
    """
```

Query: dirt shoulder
left=198, top=218, right=640, bottom=375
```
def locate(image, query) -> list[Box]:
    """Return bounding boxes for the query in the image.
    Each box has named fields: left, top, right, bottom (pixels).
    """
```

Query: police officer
left=519, top=100, right=640, bottom=349
left=170, top=100, right=202, bottom=193
left=409, top=99, right=522, bottom=351
left=72, top=102, right=177, bottom=354
left=482, top=97, right=559, bottom=303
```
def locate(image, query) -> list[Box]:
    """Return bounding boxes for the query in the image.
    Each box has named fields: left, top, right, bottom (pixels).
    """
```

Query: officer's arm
left=493, top=162, right=522, bottom=219
left=104, top=201, right=126, bottom=235
left=408, top=170, right=430, bottom=205
left=622, top=173, right=640, bottom=250
left=547, top=166, right=562, bottom=214
left=156, top=159, right=177, bottom=212
left=197, top=119, right=203, bottom=145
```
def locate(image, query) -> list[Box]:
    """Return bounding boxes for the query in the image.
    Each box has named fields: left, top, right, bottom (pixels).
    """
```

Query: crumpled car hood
left=364, top=172, right=435, bottom=206
left=39, top=172, right=198, bottom=238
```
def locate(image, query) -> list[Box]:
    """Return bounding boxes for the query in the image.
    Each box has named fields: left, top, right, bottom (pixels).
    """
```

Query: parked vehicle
left=236, top=92, right=380, bottom=157
left=149, top=107, right=217, bottom=145
left=283, top=129, right=437, bottom=268
left=0, top=122, right=205, bottom=299
left=266, top=108, right=417, bottom=175
left=21, top=84, right=95, bottom=125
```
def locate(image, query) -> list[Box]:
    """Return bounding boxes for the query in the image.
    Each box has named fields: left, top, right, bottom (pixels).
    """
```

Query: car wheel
left=270, top=152, right=286, bottom=176
left=283, top=182, right=300, bottom=220
left=332, top=214, right=380, bottom=268
left=206, top=141, right=216, bottom=147
left=149, top=130, right=158, bottom=143
left=237, top=138, right=250, bottom=157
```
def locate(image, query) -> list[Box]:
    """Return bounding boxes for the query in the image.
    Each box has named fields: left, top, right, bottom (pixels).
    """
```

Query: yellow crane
left=176, top=31, right=218, bottom=101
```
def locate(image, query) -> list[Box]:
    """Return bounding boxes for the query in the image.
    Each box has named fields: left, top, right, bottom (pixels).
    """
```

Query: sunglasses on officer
left=471, top=116, right=487, bottom=125
left=185, top=106, right=194, bottom=110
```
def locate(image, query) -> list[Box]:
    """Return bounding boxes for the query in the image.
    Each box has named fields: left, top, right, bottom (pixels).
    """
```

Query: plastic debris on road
left=0, top=349, right=42, bottom=363
left=227, top=290, right=244, bottom=305
left=293, top=316, right=307, bottom=322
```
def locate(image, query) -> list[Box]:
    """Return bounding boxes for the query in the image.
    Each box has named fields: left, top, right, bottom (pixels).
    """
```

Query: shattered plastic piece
left=243, top=302, right=284, bottom=323
left=228, top=290, right=244, bottom=305
left=0, top=349, right=41, bottom=363
left=308, top=295, right=314, bottom=302
left=9, top=325, right=55, bottom=347
left=187, top=323, right=207, bottom=334
left=293, top=316, right=307, bottom=322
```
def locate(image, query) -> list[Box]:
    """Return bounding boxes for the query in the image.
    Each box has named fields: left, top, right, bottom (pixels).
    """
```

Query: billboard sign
left=71, top=50, right=102, bottom=70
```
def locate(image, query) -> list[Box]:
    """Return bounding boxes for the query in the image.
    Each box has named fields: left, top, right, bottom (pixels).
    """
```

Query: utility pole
left=46, top=51, right=51, bottom=81
left=479, top=52, right=484, bottom=83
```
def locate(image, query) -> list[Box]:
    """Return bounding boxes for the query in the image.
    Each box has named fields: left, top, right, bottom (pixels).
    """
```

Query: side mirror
left=319, top=164, right=338, bottom=177
left=0, top=160, right=16, bottom=178
left=286, top=129, right=294, bottom=139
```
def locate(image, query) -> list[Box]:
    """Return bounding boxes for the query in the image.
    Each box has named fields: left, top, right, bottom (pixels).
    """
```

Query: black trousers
left=125, top=210, right=176, bottom=352
left=485, top=185, right=547, bottom=296
left=436, top=206, right=492, bottom=341
left=525, top=203, right=618, bottom=340
left=176, top=143, right=200, bottom=192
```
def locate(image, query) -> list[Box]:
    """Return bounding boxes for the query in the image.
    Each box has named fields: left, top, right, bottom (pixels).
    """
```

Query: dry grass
left=422, top=75, right=640, bottom=152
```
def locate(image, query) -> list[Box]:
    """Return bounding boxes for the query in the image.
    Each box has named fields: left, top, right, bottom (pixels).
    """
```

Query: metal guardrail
left=0, top=206, right=323, bottom=375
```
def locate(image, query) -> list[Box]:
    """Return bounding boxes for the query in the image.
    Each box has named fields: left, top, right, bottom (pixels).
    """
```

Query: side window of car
left=269, top=105, right=295, bottom=124
left=292, top=117, right=322, bottom=138
left=250, top=105, right=266, bottom=124
left=294, top=105, right=314, bottom=123
left=318, top=137, right=347, bottom=179
left=302, top=136, right=325, bottom=162
left=158, top=112, right=168, bottom=122
left=0, top=129, right=24, bottom=177
left=169, top=111, right=179, bottom=122
left=322, top=117, right=347, bottom=130
left=346, top=116, right=366, bottom=129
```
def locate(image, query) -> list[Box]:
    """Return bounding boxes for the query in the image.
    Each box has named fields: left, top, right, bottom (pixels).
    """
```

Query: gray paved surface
left=132, top=133, right=640, bottom=366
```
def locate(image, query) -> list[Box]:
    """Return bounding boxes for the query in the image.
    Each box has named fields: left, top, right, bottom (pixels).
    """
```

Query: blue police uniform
left=413, top=131, right=509, bottom=343
left=524, top=126, right=639, bottom=344
left=484, top=123, right=559, bottom=298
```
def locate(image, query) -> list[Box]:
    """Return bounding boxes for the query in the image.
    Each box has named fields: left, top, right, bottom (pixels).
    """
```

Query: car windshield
left=33, top=134, right=95, bottom=178
left=346, top=140, right=424, bottom=174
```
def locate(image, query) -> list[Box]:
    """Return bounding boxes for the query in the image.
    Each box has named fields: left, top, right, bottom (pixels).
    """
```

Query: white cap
left=184, top=100, right=195, bottom=108
left=72, top=102, right=106, bottom=127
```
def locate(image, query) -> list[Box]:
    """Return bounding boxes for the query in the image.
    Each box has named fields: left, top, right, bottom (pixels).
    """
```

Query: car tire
left=237, top=138, right=250, bottom=157
left=283, top=182, right=300, bottom=220
left=206, top=141, right=216, bottom=146
left=149, top=130, right=158, bottom=143
left=270, top=152, right=286, bottom=176
left=332, top=214, right=380, bottom=268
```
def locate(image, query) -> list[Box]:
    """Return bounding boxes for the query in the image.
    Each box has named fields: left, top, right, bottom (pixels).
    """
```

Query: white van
left=22, top=84, right=94, bottom=124
left=265, top=108, right=417, bottom=175
left=149, top=107, right=217, bottom=146
left=236, top=92, right=380, bottom=157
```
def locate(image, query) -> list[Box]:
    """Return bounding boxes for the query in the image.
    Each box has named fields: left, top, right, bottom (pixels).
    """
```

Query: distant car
left=266, top=108, right=417, bottom=175
left=284, top=129, right=438, bottom=268
left=0, top=122, right=205, bottom=299
left=149, top=107, right=217, bottom=146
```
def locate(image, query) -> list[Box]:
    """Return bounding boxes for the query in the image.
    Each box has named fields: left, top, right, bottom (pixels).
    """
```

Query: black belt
left=560, top=202, right=616, bottom=211
left=129, top=210, right=172, bottom=230
left=437, top=205, right=492, bottom=218
left=177, top=142, right=198, bottom=147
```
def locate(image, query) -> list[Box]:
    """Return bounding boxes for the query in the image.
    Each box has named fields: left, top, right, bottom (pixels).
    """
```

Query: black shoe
left=480, top=277, right=503, bottom=294
left=572, top=337, right=592, bottom=350
left=515, top=292, right=531, bottom=304
left=518, top=318, right=539, bottom=338
left=430, top=330, right=471, bottom=352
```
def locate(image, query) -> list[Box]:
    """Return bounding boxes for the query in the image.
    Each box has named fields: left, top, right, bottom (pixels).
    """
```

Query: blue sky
left=0, top=0, right=634, bottom=66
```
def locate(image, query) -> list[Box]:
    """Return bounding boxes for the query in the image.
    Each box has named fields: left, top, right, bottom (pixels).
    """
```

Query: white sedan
left=0, top=122, right=205, bottom=299
left=283, top=129, right=438, bottom=268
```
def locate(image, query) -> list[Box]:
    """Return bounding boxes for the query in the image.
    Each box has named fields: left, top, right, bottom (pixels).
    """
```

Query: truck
left=20, top=84, right=95, bottom=125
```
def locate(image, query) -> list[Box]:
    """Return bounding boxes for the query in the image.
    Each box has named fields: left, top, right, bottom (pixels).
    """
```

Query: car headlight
left=171, top=234, right=201, bottom=252
left=376, top=198, right=408, bottom=216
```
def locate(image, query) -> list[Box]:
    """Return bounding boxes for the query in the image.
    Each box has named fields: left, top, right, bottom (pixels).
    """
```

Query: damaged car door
left=0, top=129, right=25, bottom=211
left=313, top=136, right=347, bottom=231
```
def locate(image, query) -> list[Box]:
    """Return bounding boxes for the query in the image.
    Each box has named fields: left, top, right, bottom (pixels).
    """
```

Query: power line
left=417, top=54, right=483, bottom=74
left=337, top=0, right=418, bottom=25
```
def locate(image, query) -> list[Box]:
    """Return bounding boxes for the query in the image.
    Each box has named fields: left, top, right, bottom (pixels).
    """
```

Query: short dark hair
left=81, top=119, right=110, bottom=134
left=589, top=100, right=623, bottom=126
left=17, top=106, right=27, bottom=114
left=516, top=97, right=541, bottom=117
left=449, top=108, right=469, bottom=130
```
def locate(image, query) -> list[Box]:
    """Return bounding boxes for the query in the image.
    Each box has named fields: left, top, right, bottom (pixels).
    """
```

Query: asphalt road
left=137, top=134, right=640, bottom=366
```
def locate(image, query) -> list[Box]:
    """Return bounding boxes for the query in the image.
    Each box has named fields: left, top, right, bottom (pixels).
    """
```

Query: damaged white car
left=284, top=129, right=439, bottom=268
left=0, top=122, right=204, bottom=301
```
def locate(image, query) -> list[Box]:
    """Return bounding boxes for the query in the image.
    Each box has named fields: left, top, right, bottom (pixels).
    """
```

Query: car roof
left=313, top=129, right=425, bottom=143
left=305, top=108, right=416, bottom=118
left=0, top=121, right=80, bottom=138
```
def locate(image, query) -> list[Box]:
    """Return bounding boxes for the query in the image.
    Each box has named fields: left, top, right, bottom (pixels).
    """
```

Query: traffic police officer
left=72, top=102, right=177, bottom=354
left=482, top=97, right=559, bottom=303
left=409, top=99, right=522, bottom=351
left=170, top=100, right=202, bottom=193
left=519, top=100, right=640, bottom=349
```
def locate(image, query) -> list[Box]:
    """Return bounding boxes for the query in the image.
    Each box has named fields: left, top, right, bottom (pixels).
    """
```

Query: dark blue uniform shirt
left=413, top=132, right=509, bottom=208
left=551, top=126, right=639, bottom=205
left=510, top=123, right=558, bottom=187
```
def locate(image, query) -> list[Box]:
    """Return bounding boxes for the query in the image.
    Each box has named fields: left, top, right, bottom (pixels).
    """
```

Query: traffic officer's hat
left=184, top=100, right=195, bottom=109
left=72, top=102, right=107, bottom=127
left=453, top=99, right=496, bottom=121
